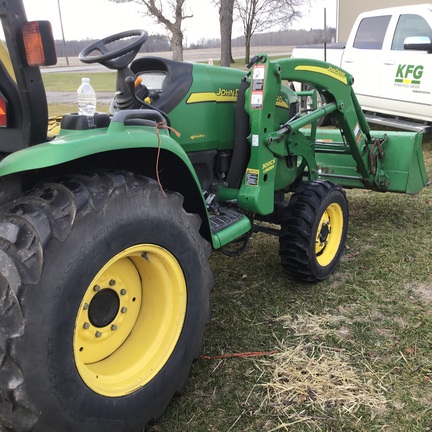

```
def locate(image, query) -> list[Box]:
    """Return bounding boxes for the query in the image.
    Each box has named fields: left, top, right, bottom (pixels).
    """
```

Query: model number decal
left=262, top=159, right=276, bottom=174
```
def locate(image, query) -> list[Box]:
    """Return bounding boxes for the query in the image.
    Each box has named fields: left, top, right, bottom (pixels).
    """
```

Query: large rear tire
left=279, top=180, right=348, bottom=282
left=0, top=171, right=213, bottom=432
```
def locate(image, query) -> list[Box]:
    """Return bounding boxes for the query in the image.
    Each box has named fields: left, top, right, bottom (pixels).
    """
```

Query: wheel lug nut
left=95, top=331, right=102, bottom=338
left=121, top=307, right=128, bottom=314
left=83, top=322, right=90, bottom=329
left=111, top=325, right=117, bottom=331
left=93, top=285, right=101, bottom=292
left=83, top=303, right=89, bottom=310
left=120, top=289, right=127, bottom=296
left=109, top=279, right=116, bottom=286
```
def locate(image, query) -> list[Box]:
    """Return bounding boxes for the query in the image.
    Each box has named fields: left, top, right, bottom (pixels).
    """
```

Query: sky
left=20, top=0, right=337, bottom=44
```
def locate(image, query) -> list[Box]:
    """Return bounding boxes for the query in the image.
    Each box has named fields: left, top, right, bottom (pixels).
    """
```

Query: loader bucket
left=313, top=129, right=428, bottom=194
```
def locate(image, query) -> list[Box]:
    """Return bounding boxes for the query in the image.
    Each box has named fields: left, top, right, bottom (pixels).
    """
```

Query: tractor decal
left=186, top=90, right=288, bottom=108
left=294, top=65, right=348, bottom=85
left=186, top=90, right=238, bottom=104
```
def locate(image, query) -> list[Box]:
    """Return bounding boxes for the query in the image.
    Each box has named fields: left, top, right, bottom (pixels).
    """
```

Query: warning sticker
left=251, top=64, right=265, bottom=109
left=252, top=134, right=259, bottom=147
left=354, top=122, right=362, bottom=144
left=251, top=92, right=263, bottom=108
left=245, top=169, right=259, bottom=186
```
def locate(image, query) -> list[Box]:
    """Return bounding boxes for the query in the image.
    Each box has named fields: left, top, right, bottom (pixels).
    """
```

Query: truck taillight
left=0, top=94, right=7, bottom=128
left=21, top=21, right=57, bottom=67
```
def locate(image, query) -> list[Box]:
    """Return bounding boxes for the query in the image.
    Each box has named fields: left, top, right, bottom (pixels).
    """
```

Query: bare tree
left=109, top=0, right=192, bottom=61
left=235, top=0, right=307, bottom=63
left=213, top=0, right=235, bottom=67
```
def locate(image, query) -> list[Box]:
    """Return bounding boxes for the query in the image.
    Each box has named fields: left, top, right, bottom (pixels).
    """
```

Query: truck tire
left=0, top=171, right=213, bottom=432
left=279, top=180, right=348, bottom=282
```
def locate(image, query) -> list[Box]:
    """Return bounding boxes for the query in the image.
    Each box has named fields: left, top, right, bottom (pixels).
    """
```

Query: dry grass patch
left=407, top=282, right=432, bottom=304
left=258, top=313, right=388, bottom=431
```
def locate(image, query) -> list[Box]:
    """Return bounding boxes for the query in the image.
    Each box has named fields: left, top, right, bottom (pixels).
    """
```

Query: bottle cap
left=82, top=77, right=90, bottom=83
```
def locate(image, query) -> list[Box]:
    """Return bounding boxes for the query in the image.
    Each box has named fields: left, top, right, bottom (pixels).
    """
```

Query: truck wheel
left=279, top=180, right=348, bottom=282
left=0, top=171, right=213, bottom=432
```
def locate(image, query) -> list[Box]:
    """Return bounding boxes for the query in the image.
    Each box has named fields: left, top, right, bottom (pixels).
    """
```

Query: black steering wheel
left=79, top=30, right=148, bottom=70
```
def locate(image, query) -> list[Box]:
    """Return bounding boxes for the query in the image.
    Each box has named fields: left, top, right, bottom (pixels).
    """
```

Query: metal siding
left=337, top=0, right=427, bottom=41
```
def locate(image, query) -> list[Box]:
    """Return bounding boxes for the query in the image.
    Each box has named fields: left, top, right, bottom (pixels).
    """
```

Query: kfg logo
left=396, top=64, right=424, bottom=80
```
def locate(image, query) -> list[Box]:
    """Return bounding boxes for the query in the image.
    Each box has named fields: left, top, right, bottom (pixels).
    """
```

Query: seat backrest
left=0, top=41, right=25, bottom=153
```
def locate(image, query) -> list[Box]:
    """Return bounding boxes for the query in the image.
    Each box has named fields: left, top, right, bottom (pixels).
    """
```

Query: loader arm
left=266, top=57, right=373, bottom=182
left=218, top=55, right=428, bottom=215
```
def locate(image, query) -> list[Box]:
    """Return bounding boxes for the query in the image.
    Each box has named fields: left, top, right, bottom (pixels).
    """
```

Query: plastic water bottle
left=77, top=77, right=96, bottom=116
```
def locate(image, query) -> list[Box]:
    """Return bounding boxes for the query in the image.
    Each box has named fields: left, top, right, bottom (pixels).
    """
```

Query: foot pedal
left=210, top=208, right=244, bottom=234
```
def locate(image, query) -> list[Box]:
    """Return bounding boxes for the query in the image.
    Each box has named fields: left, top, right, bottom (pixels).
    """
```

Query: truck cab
left=292, top=4, right=432, bottom=129
left=342, top=4, right=432, bottom=123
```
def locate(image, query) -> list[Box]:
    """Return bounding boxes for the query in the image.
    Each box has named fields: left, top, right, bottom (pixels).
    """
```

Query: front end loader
left=0, top=1, right=428, bottom=431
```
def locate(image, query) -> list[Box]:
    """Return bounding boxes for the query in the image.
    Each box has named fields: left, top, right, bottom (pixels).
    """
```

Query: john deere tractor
left=0, top=1, right=428, bottom=431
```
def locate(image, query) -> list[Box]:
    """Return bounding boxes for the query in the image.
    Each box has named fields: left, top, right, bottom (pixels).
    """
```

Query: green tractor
left=0, top=1, right=428, bottom=431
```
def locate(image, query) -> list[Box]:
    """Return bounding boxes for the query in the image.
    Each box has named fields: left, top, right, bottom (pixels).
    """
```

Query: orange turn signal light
left=21, top=21, right=57, bottom=67
left=22, top=21, right=45, bottom=66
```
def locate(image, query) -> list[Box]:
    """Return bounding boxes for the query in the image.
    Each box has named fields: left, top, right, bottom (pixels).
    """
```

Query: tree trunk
left=219, top=0, right=234, bottom=67
left=244, top=29, right=252, bottom=64
left=171, top=28, right=184, bottom=61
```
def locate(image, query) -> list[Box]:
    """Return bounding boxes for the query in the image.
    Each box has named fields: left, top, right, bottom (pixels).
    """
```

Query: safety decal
left=354, top=122, right=362, bottom=145
left=251, top=64, right=265, bottom=109
left=245, top=168, right=259, bottom=186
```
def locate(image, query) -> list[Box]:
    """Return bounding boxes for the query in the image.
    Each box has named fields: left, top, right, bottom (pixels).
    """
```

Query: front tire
left=0, top=171, right=213, bottom=432
left=279, top=180, right=348, bottom=282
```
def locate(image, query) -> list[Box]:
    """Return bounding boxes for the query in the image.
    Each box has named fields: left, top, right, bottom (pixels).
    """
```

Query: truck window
left=353, top=15, right=391, bottom=49
left=392, top=14, right=432, bottom=50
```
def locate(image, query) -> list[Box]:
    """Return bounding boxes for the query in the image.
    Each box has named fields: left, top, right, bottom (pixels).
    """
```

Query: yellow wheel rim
left=74, top=244, right=187, bottom=397
left=315, top=202, right=344, bottom=267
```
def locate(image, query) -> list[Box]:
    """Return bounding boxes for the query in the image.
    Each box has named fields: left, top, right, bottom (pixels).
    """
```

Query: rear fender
left=0, top=120, right=213, bottom=241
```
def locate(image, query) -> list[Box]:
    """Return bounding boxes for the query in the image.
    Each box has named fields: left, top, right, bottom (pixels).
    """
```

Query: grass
left=145, top=137, right=432, bottom=431
left=43, top=72, right=116, bottom=92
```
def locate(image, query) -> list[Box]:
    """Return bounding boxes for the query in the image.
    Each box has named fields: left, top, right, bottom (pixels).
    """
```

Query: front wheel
left=0, top=171, right=213, bottom=432
left=279, top=180, right=349, bottom=282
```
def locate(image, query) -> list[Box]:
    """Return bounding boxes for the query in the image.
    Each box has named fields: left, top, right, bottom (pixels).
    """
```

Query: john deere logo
left=395, top=64, right=423, bottom=86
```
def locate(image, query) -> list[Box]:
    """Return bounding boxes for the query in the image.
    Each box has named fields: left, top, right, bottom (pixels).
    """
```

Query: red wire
left=200, top=350, right=277, bottom=360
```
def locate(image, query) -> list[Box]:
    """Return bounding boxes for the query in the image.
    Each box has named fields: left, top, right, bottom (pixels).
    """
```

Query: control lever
left=124, top=75, right=171, bottom=126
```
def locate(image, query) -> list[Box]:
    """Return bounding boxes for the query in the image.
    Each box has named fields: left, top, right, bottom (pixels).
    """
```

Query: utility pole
left=57, top=0, right=70, bottom=66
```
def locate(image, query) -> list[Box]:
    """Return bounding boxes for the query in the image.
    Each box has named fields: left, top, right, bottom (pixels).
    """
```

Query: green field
left=43, top=71, right=116, bottom=92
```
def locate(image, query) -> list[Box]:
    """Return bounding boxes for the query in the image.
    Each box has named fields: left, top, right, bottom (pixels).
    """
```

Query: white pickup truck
left=292, top=4, right=432, bottom=131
